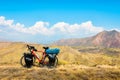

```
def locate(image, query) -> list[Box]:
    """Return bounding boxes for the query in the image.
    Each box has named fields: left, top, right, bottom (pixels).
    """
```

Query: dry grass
left=1, top=42, right=120, bottom=66
left=0, top=65, right=120, bottom=80
left=0, top=42, right=120, bottom=80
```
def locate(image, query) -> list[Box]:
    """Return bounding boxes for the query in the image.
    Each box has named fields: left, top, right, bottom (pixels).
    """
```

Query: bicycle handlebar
left=27, top=44, right=37, bottom=52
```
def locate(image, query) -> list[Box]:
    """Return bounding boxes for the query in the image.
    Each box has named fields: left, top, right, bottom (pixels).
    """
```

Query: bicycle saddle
left=43, top=47, right=49, bottom=50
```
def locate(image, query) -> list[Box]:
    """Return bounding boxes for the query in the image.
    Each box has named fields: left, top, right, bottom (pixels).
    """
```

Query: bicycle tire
left=20, top=56, right=26, bottom=67
left=54, top=56, right=58, bottom=67
left=32, top=56, right=36, bottom=66
left=45, top=56, right=58, bottom=67
left=20, top=55, right=36, bottom=67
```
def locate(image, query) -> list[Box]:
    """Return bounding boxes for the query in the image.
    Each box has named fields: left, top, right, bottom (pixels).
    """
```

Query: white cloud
left=12, top=22, right=53, bottom=35
left=28, top=22, right=53, bottom=35
left=0, top=16, right=13, bottom=26
left=51, top=21, right=104, bottom=36
left=109, top=28, right=120, bottom=32
left=0, top=16, right=104, bottom=37
left=0, top=16, right=53, bottom=35
left=51, top=22, right=69, bottom=33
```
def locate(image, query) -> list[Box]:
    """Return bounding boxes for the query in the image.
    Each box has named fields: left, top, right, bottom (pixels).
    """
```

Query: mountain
left=54, top=30, right=120, bottom=48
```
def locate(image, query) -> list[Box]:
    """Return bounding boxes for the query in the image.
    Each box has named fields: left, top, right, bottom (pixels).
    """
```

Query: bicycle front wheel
left=20, top=56, right=26, bottom=67
left=20, top=55, right=36, bottom=67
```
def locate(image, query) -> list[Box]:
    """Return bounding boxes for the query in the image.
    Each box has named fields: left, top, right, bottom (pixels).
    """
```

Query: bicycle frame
left=31, top=50, right=47, bottom=63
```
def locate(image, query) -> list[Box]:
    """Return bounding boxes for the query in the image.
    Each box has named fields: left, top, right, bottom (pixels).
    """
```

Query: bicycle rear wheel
left=53, top=56, right=58, bottom=67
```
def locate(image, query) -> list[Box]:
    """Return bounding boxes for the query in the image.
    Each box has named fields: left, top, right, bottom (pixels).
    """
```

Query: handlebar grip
left=27, top=44, right=29, bottom=47
left=26, top=44, right=30, bottom=51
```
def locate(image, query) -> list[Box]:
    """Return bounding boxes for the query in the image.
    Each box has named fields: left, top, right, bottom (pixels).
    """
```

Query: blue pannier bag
left=46, top=48, right=60, bottom=54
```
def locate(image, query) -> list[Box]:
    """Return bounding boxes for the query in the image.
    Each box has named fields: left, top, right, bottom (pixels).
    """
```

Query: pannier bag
left=48, top=54, right=56, bottom=64
left=24, top=53, right=33, bottom=68
left=46, top=48, right=60, bottom=65
left=46, top=48, right=60, bottom=54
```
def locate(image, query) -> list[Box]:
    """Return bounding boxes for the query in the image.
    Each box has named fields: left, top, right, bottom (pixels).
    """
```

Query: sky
left=0, top=0, right=120, bottom=43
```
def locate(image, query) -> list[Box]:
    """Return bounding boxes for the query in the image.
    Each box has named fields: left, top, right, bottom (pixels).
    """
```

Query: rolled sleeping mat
left=46, top=48, right=60, bottom=54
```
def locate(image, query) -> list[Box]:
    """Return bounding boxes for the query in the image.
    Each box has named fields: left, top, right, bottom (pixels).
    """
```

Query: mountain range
left=54, top=30, right=120, bottom=48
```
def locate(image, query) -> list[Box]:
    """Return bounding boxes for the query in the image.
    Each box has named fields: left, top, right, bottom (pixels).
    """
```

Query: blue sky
left=0, top=0, right=120, bottom=43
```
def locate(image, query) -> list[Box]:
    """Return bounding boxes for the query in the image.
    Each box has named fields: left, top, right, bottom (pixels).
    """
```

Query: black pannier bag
left=24, top=53, right=33, bottom=68
left=46, top=48, right=60, bottom=66
left=48, top=54, right=56, bottom=65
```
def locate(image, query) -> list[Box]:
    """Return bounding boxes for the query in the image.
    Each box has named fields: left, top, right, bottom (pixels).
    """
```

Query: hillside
left=0, top=42, right=120, bottom=80
left=54, top=30, right=120, bottom=48
left=0, top=42, right=12, bottom=48
left=0, top=42, right=120, bottom=66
